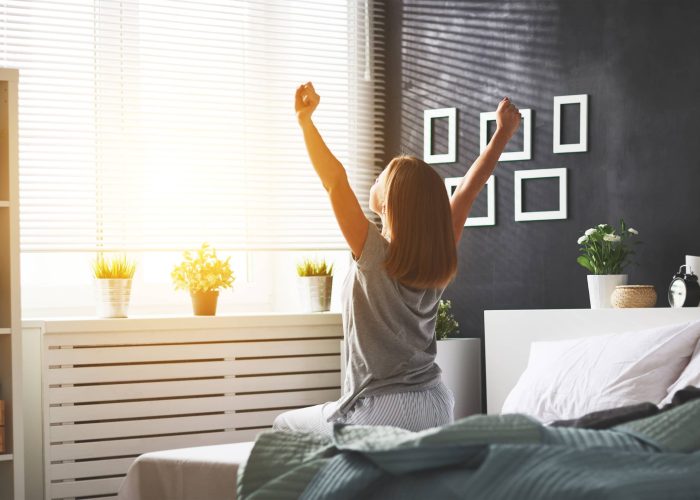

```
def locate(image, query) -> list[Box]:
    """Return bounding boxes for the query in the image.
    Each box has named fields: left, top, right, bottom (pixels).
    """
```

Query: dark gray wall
left=384, top=0, right=700, bottom=339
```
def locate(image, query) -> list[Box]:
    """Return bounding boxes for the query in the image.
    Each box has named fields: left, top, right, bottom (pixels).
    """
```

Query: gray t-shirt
left=330, top=222, right=445, bottom=420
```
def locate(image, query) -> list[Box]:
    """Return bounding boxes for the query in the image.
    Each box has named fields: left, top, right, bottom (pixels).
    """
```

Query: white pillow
left=659, top=336, right=700, bottom=406
left=501, top=320, right=700, bottom=423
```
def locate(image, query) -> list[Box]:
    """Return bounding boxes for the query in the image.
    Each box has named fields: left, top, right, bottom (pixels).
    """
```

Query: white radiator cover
left=40, top=313, right=343, bottom=499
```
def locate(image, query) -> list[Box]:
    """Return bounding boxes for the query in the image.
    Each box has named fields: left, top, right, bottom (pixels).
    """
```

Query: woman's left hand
left=295, top=82, right=320, bottom=124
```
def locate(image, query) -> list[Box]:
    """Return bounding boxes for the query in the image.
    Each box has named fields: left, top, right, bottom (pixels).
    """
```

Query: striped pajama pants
left=273, top=381, right=455, bottom=435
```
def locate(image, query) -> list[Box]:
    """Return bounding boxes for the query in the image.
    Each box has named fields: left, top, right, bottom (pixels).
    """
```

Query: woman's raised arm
left=450, top=98, right=521, bottom=244
left=296, top=82, right=369, bottom=257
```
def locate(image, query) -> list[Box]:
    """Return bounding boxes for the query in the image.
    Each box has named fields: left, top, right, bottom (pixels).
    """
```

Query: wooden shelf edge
left=0, top=327, right=11, bottom=335
left=0, top=454, right=13, bottom=462
left=0, top=201, right=10, bottom=208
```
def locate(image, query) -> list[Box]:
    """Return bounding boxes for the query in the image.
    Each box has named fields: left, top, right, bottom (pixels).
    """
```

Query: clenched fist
left=496, top=97, right=521, bottom=140
left=295, top=82, right=320, bottom=124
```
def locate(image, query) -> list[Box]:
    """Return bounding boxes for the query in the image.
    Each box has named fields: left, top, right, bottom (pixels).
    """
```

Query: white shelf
left=0, top=68, right=23, bottom=500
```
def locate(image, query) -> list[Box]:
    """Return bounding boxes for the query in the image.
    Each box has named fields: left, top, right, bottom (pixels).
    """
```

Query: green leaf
left=577, top=255, right=595, bottom=273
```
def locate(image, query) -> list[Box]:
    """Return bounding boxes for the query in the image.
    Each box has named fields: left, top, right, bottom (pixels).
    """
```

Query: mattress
left=117, top=441, right=255, bottom=500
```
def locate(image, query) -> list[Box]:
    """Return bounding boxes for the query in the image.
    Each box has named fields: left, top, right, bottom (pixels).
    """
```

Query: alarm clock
left=668, top=265, right=700, bottom=307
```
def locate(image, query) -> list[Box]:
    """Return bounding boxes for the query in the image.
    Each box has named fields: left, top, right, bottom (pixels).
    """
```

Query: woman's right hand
left=295, top=82, right=320, bottom=125
left=495, top=97, right=521, bottom=140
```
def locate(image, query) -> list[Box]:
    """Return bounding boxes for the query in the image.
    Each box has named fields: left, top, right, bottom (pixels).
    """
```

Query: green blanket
left=238, top=400, right=700, bottom=499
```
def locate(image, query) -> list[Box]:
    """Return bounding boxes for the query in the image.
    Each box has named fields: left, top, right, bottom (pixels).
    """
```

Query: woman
left=273, top=82, right=521, bottom=434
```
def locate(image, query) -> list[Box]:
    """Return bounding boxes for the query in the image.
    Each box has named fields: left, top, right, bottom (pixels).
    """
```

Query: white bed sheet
left=117, top=441, right=255, bottom=500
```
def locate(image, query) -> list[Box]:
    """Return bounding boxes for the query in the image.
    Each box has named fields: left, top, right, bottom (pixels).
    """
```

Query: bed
left=484, top=307, right=700, bottom=413
left=238, top=400, right=700, bottom=499
left=119, top=308, right=700, bottom=499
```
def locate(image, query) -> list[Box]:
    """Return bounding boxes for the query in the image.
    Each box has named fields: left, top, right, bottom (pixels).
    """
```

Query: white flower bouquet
left=577, top=220, right=639, bottom=275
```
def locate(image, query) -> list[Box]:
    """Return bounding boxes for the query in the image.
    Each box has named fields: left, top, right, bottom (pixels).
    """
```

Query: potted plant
left=576, top=220, right=639, bottom=309
left=171, top=243, right=235, bottom=316
left=92, top=253, right=136, bottom=318
left=435, top=299, right=460, bottom=341
left=434, top=299, right=481, bottom=418
left=296, top=257, right=333, bottom=312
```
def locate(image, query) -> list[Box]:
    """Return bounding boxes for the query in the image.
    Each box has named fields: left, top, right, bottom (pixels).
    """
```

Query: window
left=2, top=0, right=385, bottom=315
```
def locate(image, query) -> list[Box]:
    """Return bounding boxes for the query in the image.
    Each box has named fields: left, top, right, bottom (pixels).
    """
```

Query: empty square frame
left=424, top=108, right=457, bottom=164
left=445, top=175, right=496, bottom=226
left=480, top=109, right=532, bottom=161
left=514, top=168, right=567, bottom=221
left=553, top=94, right=588, bottom=153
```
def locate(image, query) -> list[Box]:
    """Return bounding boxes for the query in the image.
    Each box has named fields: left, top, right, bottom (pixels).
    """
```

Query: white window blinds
left=2, top=0, right=385, bottom=252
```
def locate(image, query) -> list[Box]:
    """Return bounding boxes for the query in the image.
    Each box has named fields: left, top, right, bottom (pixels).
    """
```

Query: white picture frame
left=553, top=94, right=588, bottom=153
left=445, top=175, right=496, bottom=226
left=514, top=168, right=567, bottom=222
left=480, top=109, right=532, bottom=161
left=424, top=107, right=457, bottom=164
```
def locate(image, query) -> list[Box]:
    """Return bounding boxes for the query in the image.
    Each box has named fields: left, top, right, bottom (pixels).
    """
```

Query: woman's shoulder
left=354, top=222, right=388, bottom=268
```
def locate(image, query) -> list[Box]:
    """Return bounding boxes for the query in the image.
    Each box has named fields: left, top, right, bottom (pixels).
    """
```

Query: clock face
left=669, top=279, right=687, bottom=307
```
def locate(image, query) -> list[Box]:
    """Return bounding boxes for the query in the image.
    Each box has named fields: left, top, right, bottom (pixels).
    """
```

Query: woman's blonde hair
left=383, top=155, right=457, bottom=289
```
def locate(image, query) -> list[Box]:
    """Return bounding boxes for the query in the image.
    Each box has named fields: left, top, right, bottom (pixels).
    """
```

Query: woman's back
left=332, top=222, right=445, bottom=420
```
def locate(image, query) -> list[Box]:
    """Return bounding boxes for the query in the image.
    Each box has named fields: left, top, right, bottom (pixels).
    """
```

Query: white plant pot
left=298, top=276, right=333, bottom=313
left=95, top=278, right=133, bottom=318
left=435, top=338, right=482, bottom=419
left=587, top=274, right=628, bottom=309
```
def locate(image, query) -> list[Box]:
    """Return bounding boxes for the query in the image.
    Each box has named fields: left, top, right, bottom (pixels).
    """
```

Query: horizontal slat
left=234, top=409, right=284, bottom=429
left=51, top=412, right=269, bottom=442
left=44, top=321, right=342, bottom=346
left=43, top=316, right=341, bottom=339
left=233, top=356, right=340, bottom=376
left=47, top=337, right=341, bottom=365
left=50, top=456, right=135, bottom=481
left=49, top=371, right=341, bottom=404
left=50, top=389, right=340, bottom=423
left=50, top=476, right=123, bottom=499
left=50, top=428, right=261, bottom=461
left=48, top=353, right=339, bottom=385
left=48, top=360, right=237, bottom=385
left=45, top=319, right=343, bottom=348
left=235, top=388, right=339, bottom=413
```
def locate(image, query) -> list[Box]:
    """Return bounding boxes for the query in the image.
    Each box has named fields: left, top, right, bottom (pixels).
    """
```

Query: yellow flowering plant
left=92, top=253, right=136, bottom=279
left=171, top=243, right=235, bottom=293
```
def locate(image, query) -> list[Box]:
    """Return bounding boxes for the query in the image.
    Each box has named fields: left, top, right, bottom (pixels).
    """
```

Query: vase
left=95, top=278, right=133, bottom=318
left=435, top=338, right=482, bottom=419
left=298, top=276, right=333, bottom=312
left=190, top=290, right=219, bottom=316
left=587, top=274, right=628, bottom=309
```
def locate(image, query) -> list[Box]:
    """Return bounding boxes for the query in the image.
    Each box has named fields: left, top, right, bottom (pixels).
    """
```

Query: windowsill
left=23, top=311, right=342, bottom=333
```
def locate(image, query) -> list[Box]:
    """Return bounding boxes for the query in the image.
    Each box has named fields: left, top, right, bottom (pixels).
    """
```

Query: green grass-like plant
left=92, top=253, right=136, bottom=279
left=296, top=257, right=333, bottom=277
